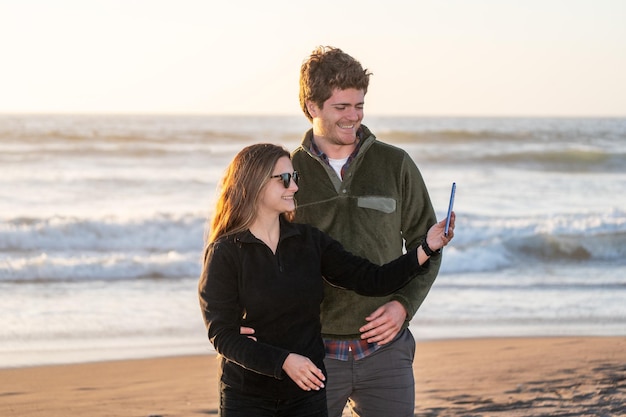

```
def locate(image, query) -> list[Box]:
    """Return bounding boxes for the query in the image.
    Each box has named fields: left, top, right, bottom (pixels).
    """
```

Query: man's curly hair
left=299, top=46, right=372, bottom=121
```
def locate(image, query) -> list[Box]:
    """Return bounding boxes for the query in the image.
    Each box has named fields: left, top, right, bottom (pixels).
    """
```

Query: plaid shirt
left=309, top=129, right=364, bottom=179
left=323, top=337, right=381, bottom=361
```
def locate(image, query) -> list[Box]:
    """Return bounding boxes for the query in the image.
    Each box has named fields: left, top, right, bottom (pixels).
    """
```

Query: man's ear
left=306, top=101, right=317, bottom=117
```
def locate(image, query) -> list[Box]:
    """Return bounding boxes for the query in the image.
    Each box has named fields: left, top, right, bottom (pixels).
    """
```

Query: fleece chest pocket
left=357, top=196, right=397, bottom=214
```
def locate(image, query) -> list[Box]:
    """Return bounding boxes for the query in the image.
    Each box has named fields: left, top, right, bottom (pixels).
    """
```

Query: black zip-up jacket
left=198, top=218, right=429, bottom=400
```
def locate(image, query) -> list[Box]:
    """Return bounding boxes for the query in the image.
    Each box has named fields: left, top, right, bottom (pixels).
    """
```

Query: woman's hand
left=240, top=326, right=256, bottom=341
left=427, top=211, right=455, bottom=251
left=282, top=353, right=326, bottom=391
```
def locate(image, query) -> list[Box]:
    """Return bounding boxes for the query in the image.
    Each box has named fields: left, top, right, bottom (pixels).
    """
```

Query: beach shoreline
left=1, top=336, right=624, bottom=417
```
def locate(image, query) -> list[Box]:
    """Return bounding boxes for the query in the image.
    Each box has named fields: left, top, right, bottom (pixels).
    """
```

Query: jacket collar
left=234, top=216, right=301, bottom=245
left=301, top=124, right=376, bottom=160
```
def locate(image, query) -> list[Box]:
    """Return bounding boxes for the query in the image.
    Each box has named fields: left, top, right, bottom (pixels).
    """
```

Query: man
left=291, top=46, right=442, bottom=417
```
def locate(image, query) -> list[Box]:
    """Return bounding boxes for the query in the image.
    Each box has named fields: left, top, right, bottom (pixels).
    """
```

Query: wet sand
left=1, top=337, right=624, bottom=417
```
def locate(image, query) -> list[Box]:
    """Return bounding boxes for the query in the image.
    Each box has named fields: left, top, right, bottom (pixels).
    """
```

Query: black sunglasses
left=270, top=171, right=299, bottom=188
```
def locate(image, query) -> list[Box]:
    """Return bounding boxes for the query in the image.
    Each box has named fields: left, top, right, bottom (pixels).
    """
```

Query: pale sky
left=1, top=0, right=625, bottom=116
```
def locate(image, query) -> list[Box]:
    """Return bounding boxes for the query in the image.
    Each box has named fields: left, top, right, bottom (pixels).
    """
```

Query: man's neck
left=312, top=134, right=358, bottom=159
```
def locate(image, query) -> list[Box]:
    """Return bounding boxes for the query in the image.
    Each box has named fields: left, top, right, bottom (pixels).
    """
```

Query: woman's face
left=257, top=156, right=298, bottom=216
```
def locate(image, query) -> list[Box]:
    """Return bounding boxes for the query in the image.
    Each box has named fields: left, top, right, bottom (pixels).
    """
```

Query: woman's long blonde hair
left=207, top=143, right=293, bottom=244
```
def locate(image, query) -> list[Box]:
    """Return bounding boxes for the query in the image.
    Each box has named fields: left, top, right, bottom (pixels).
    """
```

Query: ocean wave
left=0, top=250, right=200, bottom=282
left=3, top=115, right=624, bottom=145
left=0, top=114, right=306, bottom=144
left=375, top=117, right=626, bottom=143
left=476, top=149, right=626, bottom=172
left=0, top=213, right=207, bottom=282
left=384, top=129, right=536, bottom=143
left=2, top=116, right=624, bottom=173
left=0, top=214, right=207, bottom=252
left=440, top=210, right=626, bottom=274
left=2, top=209, right=625, bottom=282
left=504, top=232, right=626, bottom=261
left=0, top=137, right=247, bottom=162
left=384, top=128, right=626, bottom=146
left=402, top=143, right=625, bottom=172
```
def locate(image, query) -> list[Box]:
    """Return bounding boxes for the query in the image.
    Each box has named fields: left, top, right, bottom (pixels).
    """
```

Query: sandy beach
left=1, top=337, right=624, bottom=417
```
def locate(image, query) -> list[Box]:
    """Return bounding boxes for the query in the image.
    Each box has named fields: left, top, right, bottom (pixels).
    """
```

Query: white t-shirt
left=328, top=157, right=348, bottom=179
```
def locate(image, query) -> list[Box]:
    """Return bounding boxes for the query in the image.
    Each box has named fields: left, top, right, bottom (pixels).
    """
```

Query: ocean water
left=1, top=114, right=625, bottom=368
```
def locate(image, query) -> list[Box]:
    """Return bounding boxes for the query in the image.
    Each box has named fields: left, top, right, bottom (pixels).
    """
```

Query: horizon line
left=1, top=112, right=625, bottom=119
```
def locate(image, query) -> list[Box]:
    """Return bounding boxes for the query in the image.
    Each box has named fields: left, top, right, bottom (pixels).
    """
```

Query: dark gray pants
left=323, top=328, right=416, bottom=417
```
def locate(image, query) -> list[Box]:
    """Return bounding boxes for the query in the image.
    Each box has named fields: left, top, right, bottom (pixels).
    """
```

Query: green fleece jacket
left=292, top=125, right=441, bottom=339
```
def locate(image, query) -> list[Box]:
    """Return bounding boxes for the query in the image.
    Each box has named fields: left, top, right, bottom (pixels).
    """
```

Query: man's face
left=308, top=88, right=365, bottom=147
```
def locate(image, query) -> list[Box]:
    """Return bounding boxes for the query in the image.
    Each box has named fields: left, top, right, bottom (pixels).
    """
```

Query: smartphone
left=444, top=182, right=456, bottom=237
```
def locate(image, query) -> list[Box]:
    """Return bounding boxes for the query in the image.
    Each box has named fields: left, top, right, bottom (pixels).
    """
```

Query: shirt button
left=342, top=189, right=347, bottom=193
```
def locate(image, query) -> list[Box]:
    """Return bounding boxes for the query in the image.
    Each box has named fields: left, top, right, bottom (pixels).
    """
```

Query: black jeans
left=220, top=383, right=328, bottom=417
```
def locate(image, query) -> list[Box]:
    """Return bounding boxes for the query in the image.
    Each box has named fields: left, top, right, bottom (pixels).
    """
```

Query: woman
left=198, top=144, right=454, bottom=417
